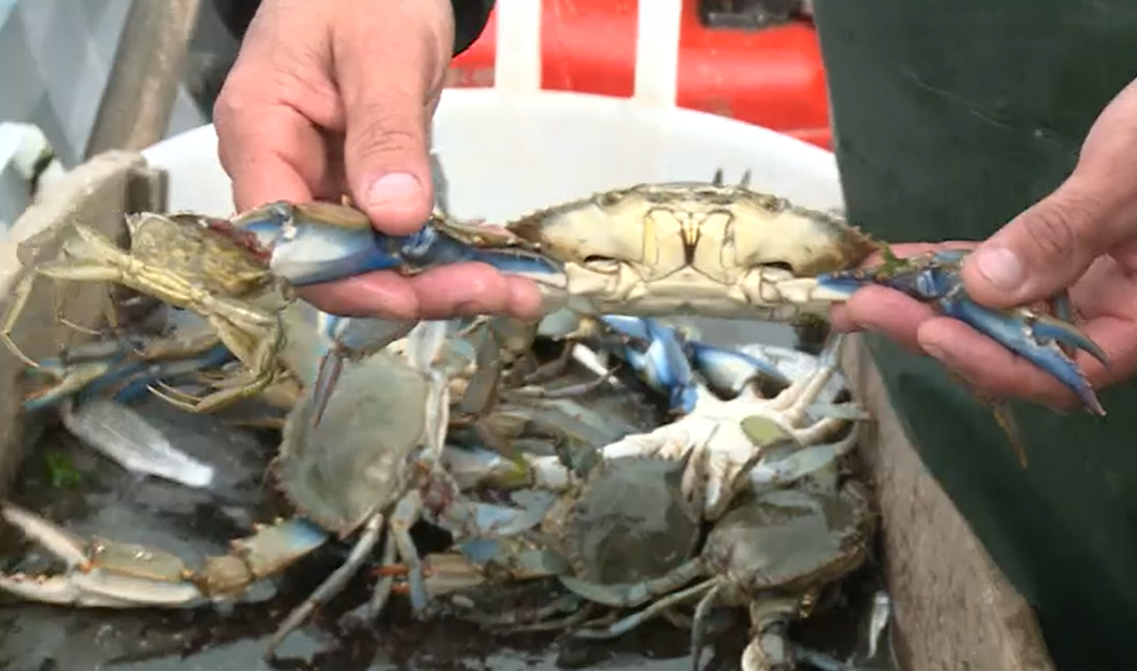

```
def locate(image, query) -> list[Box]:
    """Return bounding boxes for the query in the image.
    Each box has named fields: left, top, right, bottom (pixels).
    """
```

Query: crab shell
left=498, top=182, right=879, bottom=319
left=125, top=212, right=276, bottom=297
left=704, top=480, right=875, bottom=597
left=274, top=349, right=432, bottom=536
left=556, top=455, right=703, bottom=584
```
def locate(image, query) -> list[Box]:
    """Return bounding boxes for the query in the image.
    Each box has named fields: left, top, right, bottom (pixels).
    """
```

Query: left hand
left=831, top=77, right=1137, bottom=412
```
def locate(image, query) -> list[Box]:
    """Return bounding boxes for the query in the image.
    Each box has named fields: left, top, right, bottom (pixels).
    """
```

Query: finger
left=828, top=305, right=860, bottom=333
left=215, top=106, right=328, bottom=210
left=960, top=179, right=1129, bottom=309
left=296, top=265, right=544, bottom=321
left=296, top=274, right=419, bottom=319
left=214, top=4, right=342, bottom=210
left=961, top=78, right=1137, bottom=309
left=332, top=0, right=454, bottom=234
left=843, top=286, right=938, bottom=353
left=408, top=264, right=544, bottom=320
left=916, top=317, right=1078, bottom=411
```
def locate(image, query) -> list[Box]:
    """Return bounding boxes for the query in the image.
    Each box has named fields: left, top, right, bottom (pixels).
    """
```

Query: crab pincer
left=815, top=248, right=1110, bottom=414
left=225, top=201, right=557, bottom=288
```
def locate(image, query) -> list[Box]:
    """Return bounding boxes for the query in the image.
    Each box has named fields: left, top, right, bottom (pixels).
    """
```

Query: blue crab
left=406, top=453, right=707, bottom=633
left=561, top=480, right=875, bottom=671
left=463, top=334, right=866, bottom=523
left=0, top=322, right=525, bottom=658
left=217, top=172, right=1107, bottom=415
left=1, top=210, right=292, bottom=413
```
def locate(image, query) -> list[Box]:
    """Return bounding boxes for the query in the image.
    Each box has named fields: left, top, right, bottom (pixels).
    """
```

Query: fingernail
left=922, top=343, right=948, bottom=362
left=365, top=172, right=423, bottom=212
left=971, top=246, right=1024, bottom=290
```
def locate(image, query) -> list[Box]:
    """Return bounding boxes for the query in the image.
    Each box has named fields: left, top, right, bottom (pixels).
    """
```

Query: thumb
left=961, top=181, right=1104, bottom=307
left=961, top=175, right=1126, bottom=308
left=332, top=1, right=453, bottom=235
left=963, top=77, right=1137, bottom=308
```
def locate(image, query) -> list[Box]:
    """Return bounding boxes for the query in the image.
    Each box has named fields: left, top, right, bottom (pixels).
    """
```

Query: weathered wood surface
left=843, top=334, right=1056, bottom=671
left=0, top=151, right=162, bottom=499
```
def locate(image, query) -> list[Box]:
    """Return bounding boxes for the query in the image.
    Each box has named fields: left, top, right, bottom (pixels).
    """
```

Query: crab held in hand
left=205, top=171, right=1106, bottom=415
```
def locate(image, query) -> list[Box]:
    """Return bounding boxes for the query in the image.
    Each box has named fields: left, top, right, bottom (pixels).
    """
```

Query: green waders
left=812, top=1, right=1137, bottom=667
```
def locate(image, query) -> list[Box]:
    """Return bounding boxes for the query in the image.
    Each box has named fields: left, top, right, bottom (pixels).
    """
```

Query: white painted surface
left=0, top=0, right=206, bottom=168
left=0, top=122, right=66, bottom=234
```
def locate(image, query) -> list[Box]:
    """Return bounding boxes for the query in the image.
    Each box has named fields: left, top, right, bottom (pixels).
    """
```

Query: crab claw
left=224, top=201, right=560, bottom=288
left=681, top=339, right=792, bottom=399
left=596, top=316, right=698, bottom=415
left=0, top=503, right=205, bottom=607
left=309, top=313, right=418, bottom=427
left=817, top=249, right=1109, bottom=415
left=23, top=342, right=237, bottom=412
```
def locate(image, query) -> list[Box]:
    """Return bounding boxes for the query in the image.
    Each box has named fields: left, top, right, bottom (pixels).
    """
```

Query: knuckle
left=351, top=120, right=424, bottom=163
left=1021, top=198, right=1082, bottom=260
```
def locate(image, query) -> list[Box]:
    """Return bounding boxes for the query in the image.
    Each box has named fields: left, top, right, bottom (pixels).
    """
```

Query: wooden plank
left=0, top=151, right=162, bottom=499
left=843, top=335, right=1055, bottom=671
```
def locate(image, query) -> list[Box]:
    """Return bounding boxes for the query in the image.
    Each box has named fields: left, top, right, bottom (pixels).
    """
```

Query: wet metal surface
left=0, top=319, right=895, bottom=671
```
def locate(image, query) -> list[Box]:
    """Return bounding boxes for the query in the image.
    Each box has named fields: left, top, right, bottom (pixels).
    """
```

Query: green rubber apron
left=812, top=1, right=1137, bottom=667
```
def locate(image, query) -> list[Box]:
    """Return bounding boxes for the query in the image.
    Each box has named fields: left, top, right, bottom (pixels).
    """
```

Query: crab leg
left=24, top=342, right=237, bottom=412
left=453, top=593, right=589, bottom=631
left=560, top=557, right=707, bottom=609
left=741, top=599, right=810, bottom=671
left=0, top=503, right=205, bottom=607
left=266, top=512, right=385, bottom=658
left=308, top=313, right=417, bottom=427
left=683, top=339, right=792, bottom=399
left=589, top=316, right=699, bottom=414
left=0, top=500, right=353, bottom=611
left=112, top=344, right=237, bottom=404
left=568, top=576, right=720, bottom=639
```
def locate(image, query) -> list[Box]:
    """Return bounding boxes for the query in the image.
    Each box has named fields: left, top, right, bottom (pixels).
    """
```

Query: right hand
left=213, top=0, right=542, bottom=320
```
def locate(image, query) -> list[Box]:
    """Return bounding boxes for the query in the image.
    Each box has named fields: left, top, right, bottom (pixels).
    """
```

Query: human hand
left=213, top=0, right=542, bottom=320
left=832, top=77, right=1137, bottom=412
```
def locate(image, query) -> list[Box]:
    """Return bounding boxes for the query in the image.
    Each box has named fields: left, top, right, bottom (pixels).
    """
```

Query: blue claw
left=229, top=203, right=563, bottom=287
left=598, top=316, right=698, bottom=415
left=110, top=344, right=237, bottom=404
left=817, top=249, right=1109, bottom=414
left=309, top=313, right=417, bottom=427
left=23, top=342, right=237, bottom=411
left=682, top=339, right=791, bottom=398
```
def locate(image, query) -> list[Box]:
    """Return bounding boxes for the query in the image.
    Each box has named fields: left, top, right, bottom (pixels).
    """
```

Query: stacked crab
left=0, top=170, right=1104, bottom=670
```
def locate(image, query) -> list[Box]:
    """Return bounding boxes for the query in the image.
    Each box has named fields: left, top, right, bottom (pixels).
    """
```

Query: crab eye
left=582, top=255, right=623, bottom=271
left=762, top=261, right=796, bottom=274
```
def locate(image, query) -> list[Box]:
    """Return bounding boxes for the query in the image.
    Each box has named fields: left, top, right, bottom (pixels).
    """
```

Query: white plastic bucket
left=142, top=0, right=844, bottom=223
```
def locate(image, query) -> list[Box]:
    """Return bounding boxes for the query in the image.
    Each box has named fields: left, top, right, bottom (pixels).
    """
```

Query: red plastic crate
left=446, top=0, right=831, bottom=149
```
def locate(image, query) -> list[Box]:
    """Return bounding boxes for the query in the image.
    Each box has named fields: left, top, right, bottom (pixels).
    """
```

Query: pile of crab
left=0, top=170, right=1106, bottom=670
